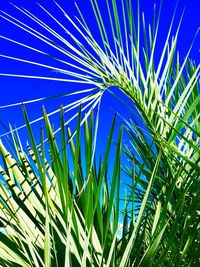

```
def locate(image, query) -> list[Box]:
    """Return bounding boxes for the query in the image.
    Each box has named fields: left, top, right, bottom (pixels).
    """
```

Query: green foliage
left=0, top=108, right=123, bottom=266
left=0, top=0, right=199, bottom=266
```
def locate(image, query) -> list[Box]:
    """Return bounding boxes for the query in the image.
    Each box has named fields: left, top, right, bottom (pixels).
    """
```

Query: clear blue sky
left=0, top=0, right=199, bottom=150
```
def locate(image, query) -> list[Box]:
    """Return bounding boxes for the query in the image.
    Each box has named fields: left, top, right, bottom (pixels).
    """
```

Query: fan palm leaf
left=0, top=0, right=199, bottom=266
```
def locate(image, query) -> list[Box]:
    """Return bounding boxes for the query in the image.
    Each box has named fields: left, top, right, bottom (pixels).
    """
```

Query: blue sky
left=0, top=0, right=199, bottom=154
